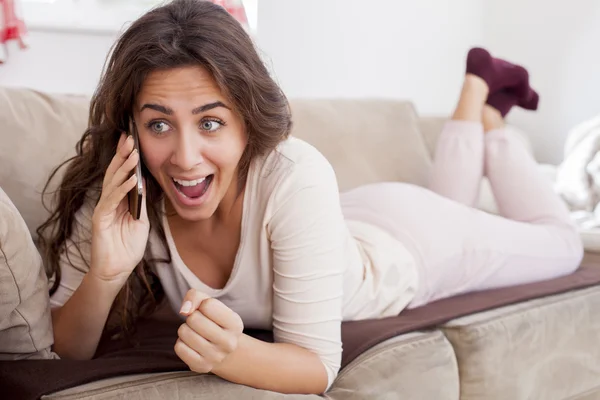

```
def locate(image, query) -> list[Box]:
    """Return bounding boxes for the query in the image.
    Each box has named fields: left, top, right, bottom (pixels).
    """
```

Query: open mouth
left=172, top=174, right=214, bottom=200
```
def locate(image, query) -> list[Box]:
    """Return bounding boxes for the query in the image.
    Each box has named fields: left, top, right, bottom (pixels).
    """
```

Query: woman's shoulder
left=249, top=136, right=340, bottom=217
left=275, top=136, right=326, bottom=162
left=255, top=136, right=337, bottom=187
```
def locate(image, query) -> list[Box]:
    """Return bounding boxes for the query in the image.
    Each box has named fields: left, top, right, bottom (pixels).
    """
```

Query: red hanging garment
left=210, top=0, right=249, bottom=30
left=0, top=0, right=27, bottom=63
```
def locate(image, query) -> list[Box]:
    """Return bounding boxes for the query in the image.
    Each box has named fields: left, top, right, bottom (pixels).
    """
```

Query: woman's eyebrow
left=140, top=103, right=173, bottom=115
left=139, top=101, right=231, bottom=115
left=192, top=101, right=231, bottom=114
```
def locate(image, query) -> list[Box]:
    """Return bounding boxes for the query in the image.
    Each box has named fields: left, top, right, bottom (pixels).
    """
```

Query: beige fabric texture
left=0, top=187, right=57, bottom=360
left=573, top=388, right=600, bottom=400
left=290, top=99, right=433, bottom=192
left=0, top=87, right=89, bottom=239
left=326, top=331, right=459, bottom=400
left=45, top=331, right=459, bottom=400
left=442, top=285, right=600, bottom=400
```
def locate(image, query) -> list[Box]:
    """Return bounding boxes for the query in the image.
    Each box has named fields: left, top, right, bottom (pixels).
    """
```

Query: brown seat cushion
left=2, top=255, right=600, bottom=400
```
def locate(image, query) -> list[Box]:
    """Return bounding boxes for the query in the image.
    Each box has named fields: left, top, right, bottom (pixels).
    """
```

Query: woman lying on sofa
left=35, top=0, right=584, bottom=395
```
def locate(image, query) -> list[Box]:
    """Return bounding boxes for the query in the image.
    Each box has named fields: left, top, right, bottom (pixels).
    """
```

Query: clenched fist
left=175, top=289, right=244, bottom=373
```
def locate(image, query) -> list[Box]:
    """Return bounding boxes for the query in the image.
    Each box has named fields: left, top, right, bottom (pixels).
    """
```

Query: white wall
left=257, top=0, right=600, bottom=163
left=483, top=0, right=600, bottom=163
left=1, top=0, right=597, bottom=163
left=257, top=0, right=485, bottom=116
left=0, top=32, right=116, bottom=96
left=1, top=0, right=485, bottom=113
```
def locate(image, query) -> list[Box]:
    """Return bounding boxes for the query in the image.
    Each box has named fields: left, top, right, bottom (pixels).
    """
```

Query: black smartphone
left=128, top=118, right=144, bottom=220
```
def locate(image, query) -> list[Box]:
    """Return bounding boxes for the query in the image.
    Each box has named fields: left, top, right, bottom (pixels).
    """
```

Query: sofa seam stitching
left=443, top=287, right=600, bottom=343
left=334, top=333, right=458, bottom=391
left=442, top=285, right=599, bottom=333
left=45, top=372, right=203, bottom=399
left=0, top=245, right=40, bottom=351
left=15, top=308, right=40, bottom=351
left=0, top=245, right=22, bottom=304
left=336, top=331, right=447, bottom=381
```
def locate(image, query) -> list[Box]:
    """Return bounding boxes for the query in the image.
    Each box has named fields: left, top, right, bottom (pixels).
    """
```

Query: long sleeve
left=49, top=193, right=96, bottom=308
left=267, top=148, right=347, bottom=390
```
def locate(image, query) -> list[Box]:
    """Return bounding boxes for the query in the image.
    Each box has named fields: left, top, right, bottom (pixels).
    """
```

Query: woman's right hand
left=90, top=132, right=150, bottom=286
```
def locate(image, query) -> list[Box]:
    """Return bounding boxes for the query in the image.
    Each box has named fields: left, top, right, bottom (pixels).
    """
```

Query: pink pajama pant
left=341, top=121, right=584, bottom=308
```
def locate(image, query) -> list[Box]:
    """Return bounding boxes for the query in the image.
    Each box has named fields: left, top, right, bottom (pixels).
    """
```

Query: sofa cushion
left=44, top=331, right=459, bottom=400
left=441, top=285, right=600, bottom=400
left=0, top=187, right=57, bottom=360
left=289, top=99, right=433, bottom=191
left=0, top=87, right=89, bottom=238
left=327, top=331, right=459, bottom=400
left=43, top=372, right=318, bottom=400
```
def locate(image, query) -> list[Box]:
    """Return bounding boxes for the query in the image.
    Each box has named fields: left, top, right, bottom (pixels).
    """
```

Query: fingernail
left=180, top=301, right=192, bottom=314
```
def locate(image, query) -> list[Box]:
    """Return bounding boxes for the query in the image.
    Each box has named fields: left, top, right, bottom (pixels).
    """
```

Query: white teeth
left=173, top=177, right=206, bottom=187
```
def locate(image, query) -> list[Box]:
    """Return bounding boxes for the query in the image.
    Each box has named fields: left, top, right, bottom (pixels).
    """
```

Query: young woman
left=38, top=0, right=583, bottom=395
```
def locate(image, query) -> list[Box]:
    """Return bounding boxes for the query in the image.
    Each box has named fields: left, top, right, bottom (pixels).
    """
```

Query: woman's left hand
left=175, top=289, right=244, bottom=374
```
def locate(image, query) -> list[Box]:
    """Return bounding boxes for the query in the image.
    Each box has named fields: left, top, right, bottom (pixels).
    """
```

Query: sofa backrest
left=289, top=99, right=433, bottom=192
left=0, top=87, right=436, bottom=238
left=0, top=87, right=89, bottom=238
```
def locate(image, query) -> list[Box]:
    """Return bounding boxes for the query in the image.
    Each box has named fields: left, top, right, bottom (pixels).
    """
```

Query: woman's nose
left=170, top=131, right=204, bottom=171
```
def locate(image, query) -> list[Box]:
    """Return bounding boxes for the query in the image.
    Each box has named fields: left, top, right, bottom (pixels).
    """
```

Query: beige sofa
left=1, top=87, right=600, bottom=399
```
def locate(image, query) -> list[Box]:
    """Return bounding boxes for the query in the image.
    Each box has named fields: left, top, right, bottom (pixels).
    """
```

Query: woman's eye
left=150, top=121, right=170, bottom=134
left=201, top=120, right=223, bottom=132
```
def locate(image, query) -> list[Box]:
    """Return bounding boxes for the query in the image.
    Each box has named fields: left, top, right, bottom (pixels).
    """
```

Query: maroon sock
left=517, top=87, right=540, bottom=110
left=466, top=47, right=529, bottom=96
left=487, top=90, right=519, bottom=118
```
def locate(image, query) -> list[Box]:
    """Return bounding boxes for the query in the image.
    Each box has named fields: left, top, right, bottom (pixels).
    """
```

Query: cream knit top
left=50, top=137, right=419, bottom=389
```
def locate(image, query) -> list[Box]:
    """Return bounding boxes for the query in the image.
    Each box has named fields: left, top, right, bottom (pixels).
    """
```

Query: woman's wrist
left=84, top=269, right=128, bottom=300
left=209, top=334, right=329, bottom=394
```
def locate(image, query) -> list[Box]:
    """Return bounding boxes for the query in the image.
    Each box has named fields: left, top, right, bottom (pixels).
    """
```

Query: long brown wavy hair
left=37, top=0, right=292, bottom=337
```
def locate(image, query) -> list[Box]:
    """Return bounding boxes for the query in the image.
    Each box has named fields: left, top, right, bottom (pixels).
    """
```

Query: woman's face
left=134, top=66, right=248, bottom=221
